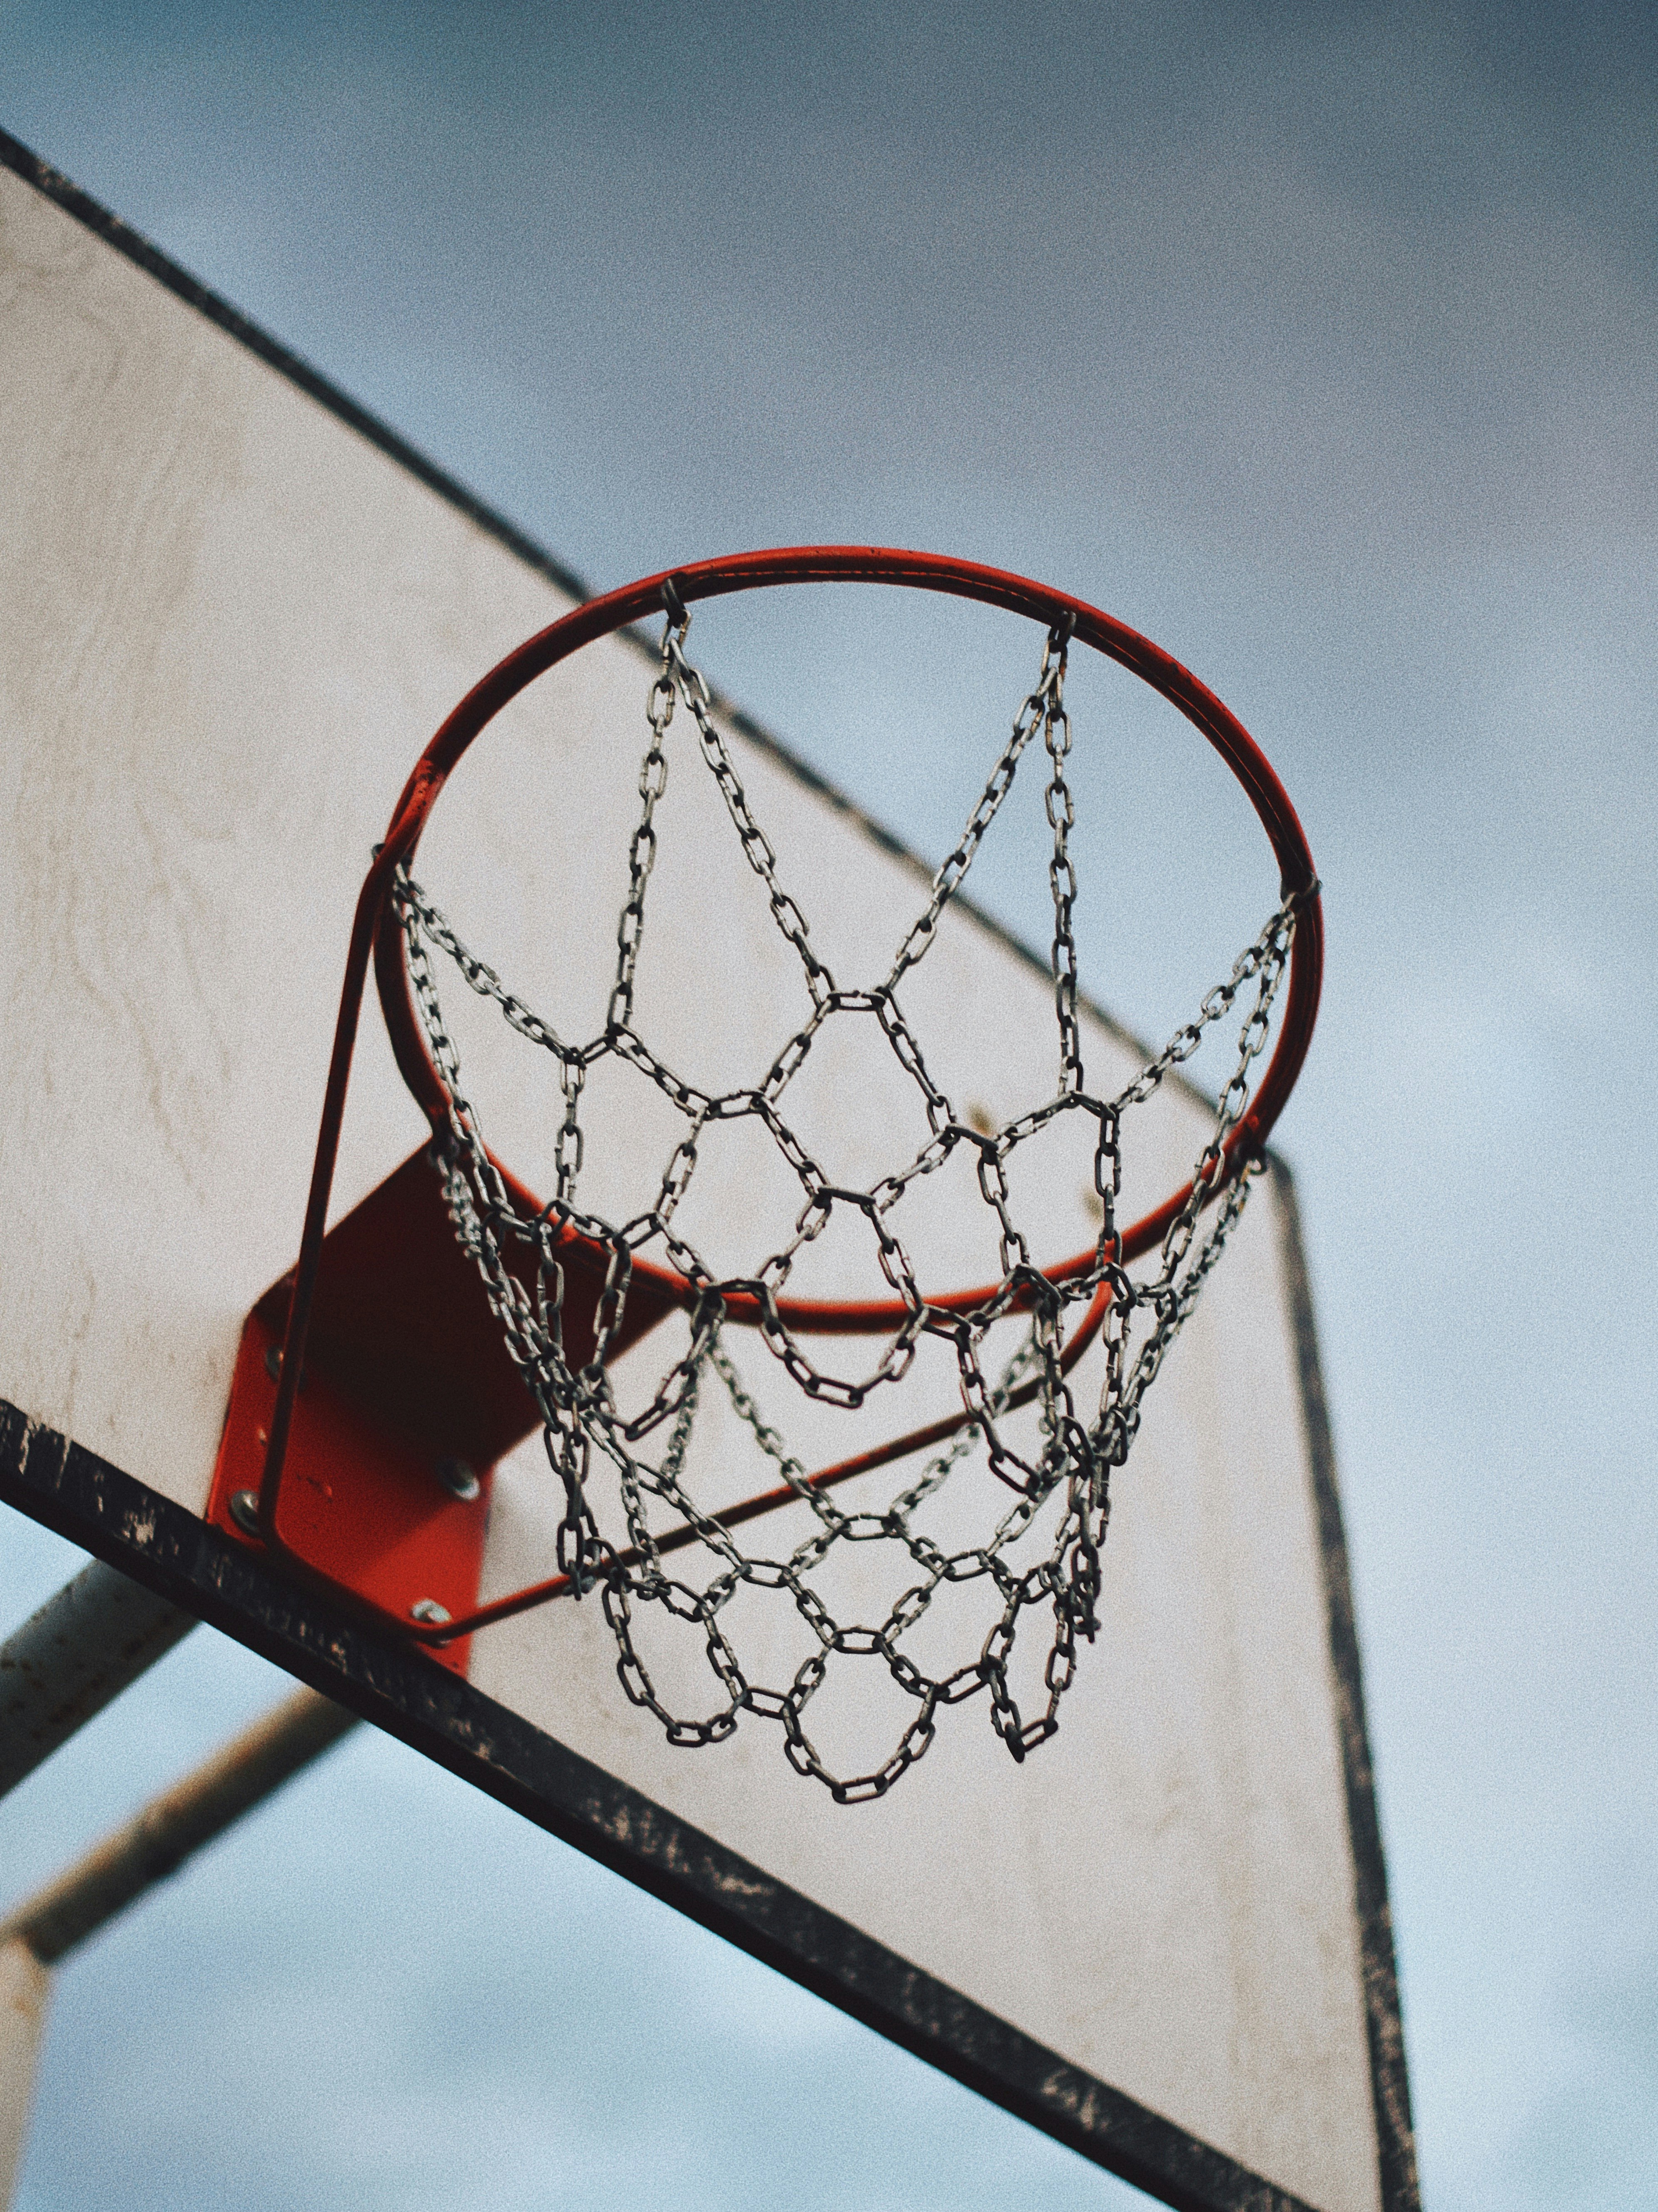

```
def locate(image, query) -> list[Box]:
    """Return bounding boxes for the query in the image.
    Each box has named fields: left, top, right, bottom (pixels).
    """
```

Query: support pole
left=0, top=1688, right=358, bottom=1966
left=0, top=1941, right=48, bottom=2207
left=0, top=1687, right=358, bottom=2205
left=0, top=1561, right=198, bottom=1800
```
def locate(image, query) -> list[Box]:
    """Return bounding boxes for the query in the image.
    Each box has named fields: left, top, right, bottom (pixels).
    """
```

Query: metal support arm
left=0, top=1561, right=197, bottom=1802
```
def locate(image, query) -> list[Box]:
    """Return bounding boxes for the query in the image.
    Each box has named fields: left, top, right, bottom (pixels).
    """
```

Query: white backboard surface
left=0, top=136, right=1412, bottom=2212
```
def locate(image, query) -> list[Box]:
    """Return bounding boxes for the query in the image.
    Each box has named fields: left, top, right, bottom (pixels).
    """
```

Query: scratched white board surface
left=0, top=158, right=1381, bottom=2212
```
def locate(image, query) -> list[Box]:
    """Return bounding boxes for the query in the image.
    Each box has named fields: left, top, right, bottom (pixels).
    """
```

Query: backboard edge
left=1269, top=1163, right=1419, bottom=2212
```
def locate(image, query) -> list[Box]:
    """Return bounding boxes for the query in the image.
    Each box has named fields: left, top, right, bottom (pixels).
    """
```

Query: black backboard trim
left=1272, top=1170, right=1419, bottom=2210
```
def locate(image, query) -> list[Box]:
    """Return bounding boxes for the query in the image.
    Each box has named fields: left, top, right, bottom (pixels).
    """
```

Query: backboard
left=0, top=130, right=1414, bottom=2212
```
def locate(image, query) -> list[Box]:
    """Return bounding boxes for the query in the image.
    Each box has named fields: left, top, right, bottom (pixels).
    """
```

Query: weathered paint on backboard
left=0, top=132, right=1415, bottom=2212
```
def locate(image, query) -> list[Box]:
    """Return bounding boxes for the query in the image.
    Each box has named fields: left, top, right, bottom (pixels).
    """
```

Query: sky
left=1, top=1, right=1655, bottom=2205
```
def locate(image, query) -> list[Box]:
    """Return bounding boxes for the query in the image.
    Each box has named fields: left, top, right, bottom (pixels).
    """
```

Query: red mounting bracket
left=207, top=1148, right=676, bottom=1673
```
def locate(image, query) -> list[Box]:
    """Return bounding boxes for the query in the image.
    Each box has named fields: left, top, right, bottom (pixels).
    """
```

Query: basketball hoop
left=239, top=548, right=1322, bottom=1799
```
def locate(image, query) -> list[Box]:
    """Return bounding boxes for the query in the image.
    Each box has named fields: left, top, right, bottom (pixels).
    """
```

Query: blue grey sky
left=1, top=2, right=1654, bottom=2205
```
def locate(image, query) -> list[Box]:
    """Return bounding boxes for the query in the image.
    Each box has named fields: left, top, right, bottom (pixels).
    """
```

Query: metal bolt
left=263, top=1343, right=305, bottom=1392
left=434, top=1456, right=480, bottom=1502
left=410, top=1599, right=452, bottom=1626
left=228, top=1489, right=264, bottom=1540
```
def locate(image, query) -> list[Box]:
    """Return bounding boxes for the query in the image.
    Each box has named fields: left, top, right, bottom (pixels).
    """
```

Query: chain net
left=391, top=608, right=1302, bottom=1801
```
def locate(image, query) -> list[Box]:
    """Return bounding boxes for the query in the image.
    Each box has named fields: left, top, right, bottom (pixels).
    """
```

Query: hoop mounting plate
left=207, top=1148, right=680, bottom=1654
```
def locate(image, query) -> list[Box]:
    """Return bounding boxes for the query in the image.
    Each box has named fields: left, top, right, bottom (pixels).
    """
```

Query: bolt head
left=410, top=1598, right=452, bottom=1626
left=262, top=1342, right=305, bottom=1392
left=435, top=1456, right=480, bottom=1502
left=228, top=1489, right=264, bottom=1539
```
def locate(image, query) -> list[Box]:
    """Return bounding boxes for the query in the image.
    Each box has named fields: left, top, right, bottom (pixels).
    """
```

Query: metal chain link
left=662, top=624, right=834, bottom=1009
left=1041, top=615, right=1085, bottom=1094
left=607, top=640, right=680, bottom=1034
left=389, top=607, right=1301, bottom=1801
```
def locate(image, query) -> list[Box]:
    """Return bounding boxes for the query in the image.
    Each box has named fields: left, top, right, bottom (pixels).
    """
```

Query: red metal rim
left=369, top=547, right=1323, bottom=1334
